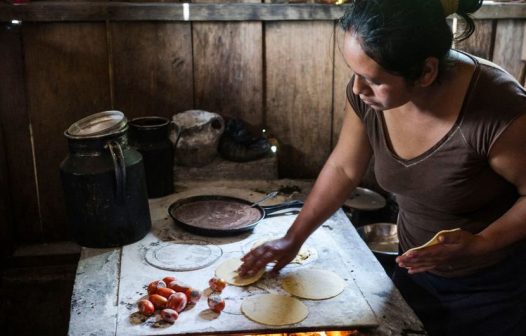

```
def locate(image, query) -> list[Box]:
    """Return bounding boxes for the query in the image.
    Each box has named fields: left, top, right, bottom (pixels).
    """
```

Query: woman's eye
left=359, top=75, right=379, bottom=86
left=367, top=78, right=380, bottom=85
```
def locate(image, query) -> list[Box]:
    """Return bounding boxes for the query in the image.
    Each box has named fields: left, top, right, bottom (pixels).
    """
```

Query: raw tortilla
left=251, top=239, right=313, bottom=264
left=406, top=228, right=461, bottom=253
left=281, top=269, right=346, bottom=300
left=215, top=258, right=265, bottom=286
left=241, top=294, right=308, bottom=325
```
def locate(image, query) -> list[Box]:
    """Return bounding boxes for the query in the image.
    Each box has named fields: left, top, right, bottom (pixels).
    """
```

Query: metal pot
left=356, top=222, right=398, bottom=276
left=356, top=223, right=398, bottom=256
left=343, top=187, right=387, bottom=227
left=128, top=116, right=182, bottom=198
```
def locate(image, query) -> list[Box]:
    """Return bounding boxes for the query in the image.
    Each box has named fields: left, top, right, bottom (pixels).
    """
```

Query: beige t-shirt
left=347, top=52, right=526, bottom=277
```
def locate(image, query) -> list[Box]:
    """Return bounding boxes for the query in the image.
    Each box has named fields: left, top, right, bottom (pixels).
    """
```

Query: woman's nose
left=353, top=76, right=368, bottom=96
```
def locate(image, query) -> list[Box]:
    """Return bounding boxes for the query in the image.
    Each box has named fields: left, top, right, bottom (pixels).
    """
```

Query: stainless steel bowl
left=356, top=223, right=398, bottom=256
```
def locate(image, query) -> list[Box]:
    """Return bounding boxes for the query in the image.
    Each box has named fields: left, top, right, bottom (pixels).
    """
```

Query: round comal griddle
left=168, top=195, right=303, bottom=236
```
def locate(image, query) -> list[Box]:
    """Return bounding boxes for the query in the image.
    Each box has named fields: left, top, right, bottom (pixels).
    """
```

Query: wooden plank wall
left=266, top=21, right=334, bottom=177
left=111, top=21, right=194, bottom=120
left=23, top=23, right=112, bottom=241
left=0, top=23, right=39, bottom=255
left=193, top=0, right=264, bottom=126
left=0, top=17, right=525, bottom=248
left=0, top=108, right=14, bottom=261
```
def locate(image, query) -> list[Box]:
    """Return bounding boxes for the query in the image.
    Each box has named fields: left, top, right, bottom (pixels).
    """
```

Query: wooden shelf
left=1, top=1, right=526, bottom=22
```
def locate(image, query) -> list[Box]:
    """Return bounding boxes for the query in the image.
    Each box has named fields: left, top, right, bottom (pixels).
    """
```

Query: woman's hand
left=395, top=229, right=491, bottom=274
left=237, top=236, right=302, bottom=277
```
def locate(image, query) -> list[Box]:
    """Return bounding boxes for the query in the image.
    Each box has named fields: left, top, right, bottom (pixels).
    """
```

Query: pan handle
left=265, top=209, right=301, bottom=219
left=262, top=200, right=303, bottom=215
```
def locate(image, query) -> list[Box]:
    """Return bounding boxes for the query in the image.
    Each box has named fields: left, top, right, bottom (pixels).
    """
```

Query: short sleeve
left=460, top=64, right=526, bottom=158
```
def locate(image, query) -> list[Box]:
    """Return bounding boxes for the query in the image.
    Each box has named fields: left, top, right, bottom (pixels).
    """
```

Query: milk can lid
left=66, top=111, right=127, bottom=139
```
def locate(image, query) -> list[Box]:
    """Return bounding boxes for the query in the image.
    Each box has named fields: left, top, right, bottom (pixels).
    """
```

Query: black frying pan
left=168, top=195, right=303, bottom=236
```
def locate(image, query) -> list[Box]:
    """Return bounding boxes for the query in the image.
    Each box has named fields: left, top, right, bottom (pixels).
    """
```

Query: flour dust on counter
left=114, top=207, right=378, bottom=335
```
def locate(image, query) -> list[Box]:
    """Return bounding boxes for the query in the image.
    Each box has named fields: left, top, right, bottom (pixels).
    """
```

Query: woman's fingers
left=270, top=255, right=293, bottom=275
left=238, top=238, right=300, bottom=277
left=407, top=266, right=435, bottom=274
left=238, top=245, right=277, bottom=276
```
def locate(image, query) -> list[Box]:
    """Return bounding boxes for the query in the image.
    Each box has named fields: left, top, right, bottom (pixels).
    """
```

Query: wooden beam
left=475, top=2, right=526, bottom=19
left=2, top=2, right=526, bottom=23
left=0, top=3, right=346, bottom=22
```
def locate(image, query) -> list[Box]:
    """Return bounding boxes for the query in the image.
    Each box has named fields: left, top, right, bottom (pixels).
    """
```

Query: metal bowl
left=356, top=223, right=398, bottom=256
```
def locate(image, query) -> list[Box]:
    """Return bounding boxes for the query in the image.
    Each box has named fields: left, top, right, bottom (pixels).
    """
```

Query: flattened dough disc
left=215, top=258, right=265, bottom=286
left=282, top=268, right=346, bottom=300
left=241, top=294, right=308, bottom=326
left=145, top=241, right=222, bottom=271
left=406, top=228, right=461, bottom=253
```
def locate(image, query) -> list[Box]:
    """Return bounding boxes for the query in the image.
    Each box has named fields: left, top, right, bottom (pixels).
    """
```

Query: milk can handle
left=108, top=141, right=126, bottom=204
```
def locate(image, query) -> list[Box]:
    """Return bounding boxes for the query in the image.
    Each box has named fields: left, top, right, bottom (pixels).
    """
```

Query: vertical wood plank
left=456, top=20, right=495, bottom=60
left=492, top=19, right=526, bottom=80
left=111, top=22, right=194, bottom=120
left=266, top=21, right=334, bottom=178
left=0, top=23, right=40, bottom=246
left=23, top=23, right=111, bottom=242
left=0, top=118, right=14, bottom=260
left=332, top=23, right=353, bottom=148
left=193, top=0, right=263, bottom=127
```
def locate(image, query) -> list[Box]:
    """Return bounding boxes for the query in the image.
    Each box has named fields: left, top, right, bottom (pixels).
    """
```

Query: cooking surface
left=68, top=185, right=426, bottom=336
left=171, top=199, right=261, bottom=229
left=116, top=215, right=377, bottom=335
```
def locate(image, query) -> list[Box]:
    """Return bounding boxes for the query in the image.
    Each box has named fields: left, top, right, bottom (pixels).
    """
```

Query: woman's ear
left=417, top=57, right=439, bottom=87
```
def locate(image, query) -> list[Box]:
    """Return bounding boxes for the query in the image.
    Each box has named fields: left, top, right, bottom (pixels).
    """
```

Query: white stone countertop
left=68, top=181, right=425, bottom=336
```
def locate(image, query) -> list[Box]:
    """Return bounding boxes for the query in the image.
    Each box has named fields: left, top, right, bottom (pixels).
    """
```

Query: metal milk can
left=128, top=116, right=180, bottom=198
left=60, top=111, right=151, bottom=247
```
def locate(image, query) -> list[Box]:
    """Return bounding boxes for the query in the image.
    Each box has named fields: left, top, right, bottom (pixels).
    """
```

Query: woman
left=238, top=0, right=526, bottom=335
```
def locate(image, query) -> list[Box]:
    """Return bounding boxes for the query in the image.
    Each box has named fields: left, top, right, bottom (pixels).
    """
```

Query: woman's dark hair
left=339, top=0, right=483, bottom=83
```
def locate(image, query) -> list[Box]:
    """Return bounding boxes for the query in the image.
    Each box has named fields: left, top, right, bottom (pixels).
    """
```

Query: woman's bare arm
left=238, top=100, right=373, bottom=276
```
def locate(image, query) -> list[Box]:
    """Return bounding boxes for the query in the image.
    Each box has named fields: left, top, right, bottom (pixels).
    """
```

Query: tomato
left=208, top=277, right=227, bottom=293
left=149, top=294, right=168, bottom=309
left=160, top=308, right=179, bottom=323
left=157, top=287, right=176, bottom=299
left=168, top=280, right=191, bottom=293
left=185, top=288, right=202, bottom=304
left=137, top=299, right=155, bottom=316
left=167, top=292, right=187, bottom=313
left=207, top=294, right=225, bottom=313
left=162, top=276, right=176, bottom=285
left=147, top=280, right=166, bottom=295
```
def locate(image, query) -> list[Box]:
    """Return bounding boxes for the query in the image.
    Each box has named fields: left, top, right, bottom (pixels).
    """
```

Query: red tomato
left=167, top=292, right=187, bottom=313
left=207, top=294, right=225, bottom=313
left=184, top=287, right=202, bottom=304
left=160, top=308, right=179, bottom=323
left=137, top=299, right=155, bottom=316
left=208, top=277, right=227, bottom=293
left=168, top=280, right=191, bottom=293
left=157, top=287, right=176, bottom=299
left=162, top=276, right=176, bottom=284
left=147, top=280, right=166, bottom=295
left=149, top=294, right=168, bottom=309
